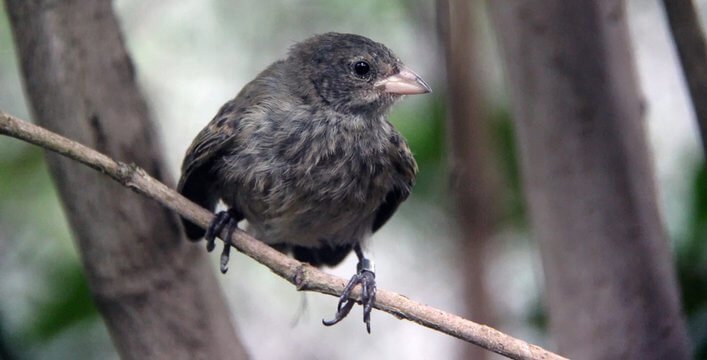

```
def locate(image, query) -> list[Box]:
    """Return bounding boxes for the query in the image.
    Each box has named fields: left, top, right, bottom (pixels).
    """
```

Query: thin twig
left=0, top=111, right=567, bottom=360
left=661, top=0, right=707, bottom=157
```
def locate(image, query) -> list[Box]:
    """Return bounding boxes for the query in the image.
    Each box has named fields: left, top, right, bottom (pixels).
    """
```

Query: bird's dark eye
left=353, top=61, right=371, bottom=77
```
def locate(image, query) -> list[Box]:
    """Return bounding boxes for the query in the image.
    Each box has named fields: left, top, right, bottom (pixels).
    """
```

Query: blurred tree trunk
left=661, top=0, right=707, bottom=158
left=5, top=1, right=249, bottom=359
left=489, top=2, right=690, bottom=359
left=437, top=1, right=502, bottom=359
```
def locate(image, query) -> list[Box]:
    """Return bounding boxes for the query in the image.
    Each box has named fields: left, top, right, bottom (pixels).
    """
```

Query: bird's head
left=286, top=32, right=431, bottom=116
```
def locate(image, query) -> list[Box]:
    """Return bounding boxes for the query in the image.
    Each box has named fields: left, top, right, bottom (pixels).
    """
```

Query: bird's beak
left=375, top=66, right=432, bottom=95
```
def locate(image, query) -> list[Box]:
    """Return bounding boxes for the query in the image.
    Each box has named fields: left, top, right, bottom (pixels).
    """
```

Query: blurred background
left=0, top=0, right=704, bottom=359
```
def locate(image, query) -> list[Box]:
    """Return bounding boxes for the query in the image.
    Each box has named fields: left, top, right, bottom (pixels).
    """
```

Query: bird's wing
left=371, top=146, right=417, bottom=233
left=177, top=61, right=288, bottom=239
left=179, top=101, right=239, bottom=187
left=371, top=187, right=410, bottom=233
left=177, top=99, right=243, bottom=239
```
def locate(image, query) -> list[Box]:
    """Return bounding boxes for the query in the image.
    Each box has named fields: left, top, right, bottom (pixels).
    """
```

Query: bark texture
left=489, top=2, right=690, bottom=359
left=5, top=1, right=249, bottom=359
left=437, top=1, right=503, bottom=359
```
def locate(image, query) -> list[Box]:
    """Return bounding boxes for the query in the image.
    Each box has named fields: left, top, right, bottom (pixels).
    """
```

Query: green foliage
left=0, top=143, right=55, bottom=236
left=24, top=262, right=99, bottom=342
left=489, top=107, right=526, bottom=226
left=0, top=312, right=18, bottom=360
left=390, top=95, right=447, bottom=201
left=389, top=96, right=528, bottom=227
left=0, top=144, right=102, bottom=357
left=526, top=297, right=547, bottom=332
left=676, top=162, right=707, bottom=358
left=679, top=163, right=707, bottom=271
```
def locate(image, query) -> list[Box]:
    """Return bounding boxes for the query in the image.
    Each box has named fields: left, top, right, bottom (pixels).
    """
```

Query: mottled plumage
left=177, top=33, right=430, bottom=330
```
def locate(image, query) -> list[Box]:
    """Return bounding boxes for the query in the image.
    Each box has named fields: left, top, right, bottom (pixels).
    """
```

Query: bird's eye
left=353, top=61, right=371, bottom=77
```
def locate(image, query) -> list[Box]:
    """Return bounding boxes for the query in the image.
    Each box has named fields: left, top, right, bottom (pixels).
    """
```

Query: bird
left=177, top=32, right=430, bottom=332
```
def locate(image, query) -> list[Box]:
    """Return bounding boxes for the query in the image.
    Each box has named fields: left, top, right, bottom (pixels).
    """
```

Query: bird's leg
left=322, top=244, right=377, bottom=333
left=205, top=209, right=242, bottom=273
left=220, top=216, right=237, bottom=274
left=205, top=211, right=230, bottom=252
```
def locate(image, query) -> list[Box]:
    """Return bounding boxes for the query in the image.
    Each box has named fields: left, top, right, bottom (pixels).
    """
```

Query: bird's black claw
left=205, top=210, right=240, bottom=273
left=360, top=270, right=376, bottom=333
left=220, top=218, right=238, bottom=274
left=206, top=211, right=230, bottom=252
left=322, top=260, right=376, bottom=333
left=322, top=273, right=359, bottom=327
left=220, top=247, right=231, bottom=273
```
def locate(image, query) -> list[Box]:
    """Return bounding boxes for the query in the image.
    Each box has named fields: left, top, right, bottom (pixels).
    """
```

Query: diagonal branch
left=0, top=111, right=566, bottom=360
left=661, top=0, right=707, bottom=158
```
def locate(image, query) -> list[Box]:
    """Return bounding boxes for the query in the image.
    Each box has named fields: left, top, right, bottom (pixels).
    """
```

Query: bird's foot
left=204, top=210, right=239, bottom=273
left=322, top=258, right=377, bottom=333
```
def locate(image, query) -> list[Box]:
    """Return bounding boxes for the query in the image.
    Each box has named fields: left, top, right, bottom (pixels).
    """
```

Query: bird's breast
left=217, top=113, right=407, bottom=247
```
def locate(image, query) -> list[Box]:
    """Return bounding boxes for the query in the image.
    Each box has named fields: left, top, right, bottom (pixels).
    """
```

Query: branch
left=661, top=0, right=707, bottom=157
left=0, top=111, right=566, bottom=360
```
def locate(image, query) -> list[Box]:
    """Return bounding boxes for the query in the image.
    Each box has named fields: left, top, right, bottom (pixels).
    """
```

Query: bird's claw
left=322, top=261, right=377, bottom=333
left=205, top=211, right=229, bottom=252
left=205, top=210, right=238, bottom=273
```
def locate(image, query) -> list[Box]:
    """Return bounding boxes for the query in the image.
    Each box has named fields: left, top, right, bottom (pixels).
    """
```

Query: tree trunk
left=437, top=1, right=502, bottom=359
left=5, top=1, right=249, bottom=359
left=489, top=2, right=690, bottom=359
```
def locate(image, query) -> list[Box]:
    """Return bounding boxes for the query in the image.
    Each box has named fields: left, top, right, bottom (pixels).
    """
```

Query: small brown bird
left=178, top=32, right=430, bottom=332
